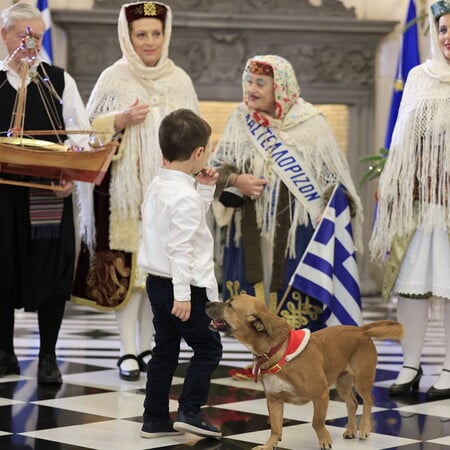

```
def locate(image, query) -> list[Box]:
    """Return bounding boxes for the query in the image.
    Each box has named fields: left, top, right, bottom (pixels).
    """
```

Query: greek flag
left=289, top=185, right=362, bottom=327
left=36, top=0, right=53, bottom=64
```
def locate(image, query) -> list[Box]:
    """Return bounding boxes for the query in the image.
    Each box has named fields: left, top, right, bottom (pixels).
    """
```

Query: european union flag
left=36, top=0, right=53, bottom=64
left=384, top=0, right=420, bottom=149
left=289, top=185, right=362, bottom=327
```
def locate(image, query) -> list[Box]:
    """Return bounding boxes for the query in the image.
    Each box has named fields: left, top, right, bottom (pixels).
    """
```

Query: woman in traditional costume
left=72, top=1, right=199, bottom=381
left=210, top=55, right=363, bottom=379
left=0, top=2, right=90, bottom=384
left=370, top=1, right=450, bottom=401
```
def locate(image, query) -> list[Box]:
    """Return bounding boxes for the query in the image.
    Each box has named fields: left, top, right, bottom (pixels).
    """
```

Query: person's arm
left=166, top=194, right=202, bottom=321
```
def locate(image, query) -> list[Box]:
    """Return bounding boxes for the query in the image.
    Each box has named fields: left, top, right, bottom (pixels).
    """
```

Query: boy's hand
left=172, top=300, right=191, bottom=322
left=196, top=166, right=218, bottom=186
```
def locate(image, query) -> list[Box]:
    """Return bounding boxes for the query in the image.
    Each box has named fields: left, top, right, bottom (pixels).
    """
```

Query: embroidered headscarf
left=242, top=55, right=320, bottom=130
left=369, top=6, right=450, bottom=262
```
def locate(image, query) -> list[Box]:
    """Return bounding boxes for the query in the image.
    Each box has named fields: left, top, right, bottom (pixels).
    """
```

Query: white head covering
left=117, top=1, right=174, bottom=81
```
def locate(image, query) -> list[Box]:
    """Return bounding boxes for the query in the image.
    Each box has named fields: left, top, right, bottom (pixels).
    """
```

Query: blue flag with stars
left=384, top=0, right=420, bottom=149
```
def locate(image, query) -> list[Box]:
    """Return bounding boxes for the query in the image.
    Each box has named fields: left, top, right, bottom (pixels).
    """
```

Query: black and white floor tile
left=1, top=297, right=449, bottom=450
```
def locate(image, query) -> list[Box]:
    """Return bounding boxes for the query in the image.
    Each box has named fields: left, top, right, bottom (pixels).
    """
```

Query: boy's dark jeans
left=143, top=275, right=222, bottom=421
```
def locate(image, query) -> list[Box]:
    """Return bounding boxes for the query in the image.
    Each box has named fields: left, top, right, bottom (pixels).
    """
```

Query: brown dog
left=206, top=294, right=403, bottom=450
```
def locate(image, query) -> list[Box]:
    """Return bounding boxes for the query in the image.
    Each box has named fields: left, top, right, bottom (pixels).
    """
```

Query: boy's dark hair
left=159, top=108, right=211, bottom=162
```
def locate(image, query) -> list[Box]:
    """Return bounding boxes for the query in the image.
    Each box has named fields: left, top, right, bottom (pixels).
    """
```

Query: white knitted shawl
left=369, top=9, right=450, bottom=263
left=79, top=2, right=199, bottom=252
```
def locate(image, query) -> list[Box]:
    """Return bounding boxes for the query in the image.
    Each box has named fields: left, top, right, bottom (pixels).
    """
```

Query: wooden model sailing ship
left=0, top=28, right=116, bottom=190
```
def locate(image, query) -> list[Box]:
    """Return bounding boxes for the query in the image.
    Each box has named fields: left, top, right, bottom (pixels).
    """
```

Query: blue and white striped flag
left=289, top=185, right=362, bottom=327
left=36, top=0, right=53, bottom=64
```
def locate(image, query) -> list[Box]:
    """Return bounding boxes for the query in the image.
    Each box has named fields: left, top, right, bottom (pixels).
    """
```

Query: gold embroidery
left=280, top=292, right=321, bottom=329
left=225, top=280, right=247, bottom=298
left=253, top=282, right=267, bottom=304
left=143, top=3, right=157, bottom=16
left=86, top=250, right=131, bottom=308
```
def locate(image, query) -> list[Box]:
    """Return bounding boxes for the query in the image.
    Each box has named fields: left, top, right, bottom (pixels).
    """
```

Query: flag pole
left=275, top=285, right=292, bottom=316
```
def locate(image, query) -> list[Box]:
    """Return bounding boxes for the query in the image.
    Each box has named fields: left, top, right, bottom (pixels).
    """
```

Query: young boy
left=138, top=108, right=223, bottom=439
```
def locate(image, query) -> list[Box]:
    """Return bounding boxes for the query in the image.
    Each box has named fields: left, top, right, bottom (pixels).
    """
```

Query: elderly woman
left=210, top=55, right=363, bottom=378
left=370, top=0, right=450, bottom=401
left=0, top=2, right=90, bottom=384
left=72, top=2, right=200, bottom=382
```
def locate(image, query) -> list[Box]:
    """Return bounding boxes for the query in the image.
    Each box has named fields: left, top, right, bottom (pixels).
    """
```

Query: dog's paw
left=358, top=421, right=372, bottom=439
left=359, top=430, right=371, bottom=440
left=343, top=428, right=356, bottom=439
left=319, top=440, right=332, bottom=450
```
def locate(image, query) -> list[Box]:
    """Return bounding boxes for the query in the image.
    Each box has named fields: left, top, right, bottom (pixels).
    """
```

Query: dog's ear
left=246, top=314, right=265, bottom=332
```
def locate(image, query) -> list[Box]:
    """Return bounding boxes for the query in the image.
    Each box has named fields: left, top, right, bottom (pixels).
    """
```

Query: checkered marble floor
left=1, top=297, right=449, bottom=450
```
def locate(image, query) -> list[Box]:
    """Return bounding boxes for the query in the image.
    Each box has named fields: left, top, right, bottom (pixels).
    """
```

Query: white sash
left=242, top=111, right=322, bottom=226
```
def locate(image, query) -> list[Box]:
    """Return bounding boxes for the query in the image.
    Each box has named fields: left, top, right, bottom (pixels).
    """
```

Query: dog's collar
left=254, top=329, right=311, bottom=382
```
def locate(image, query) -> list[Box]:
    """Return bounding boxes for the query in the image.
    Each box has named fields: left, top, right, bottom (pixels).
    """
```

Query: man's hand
left=53, top=180, right=73, bottom=198
left=172, top=300, right=191, bottom=322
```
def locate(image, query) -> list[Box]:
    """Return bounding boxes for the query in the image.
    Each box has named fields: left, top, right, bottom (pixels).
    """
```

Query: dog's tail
left=361, top=320, right=404, bottom=341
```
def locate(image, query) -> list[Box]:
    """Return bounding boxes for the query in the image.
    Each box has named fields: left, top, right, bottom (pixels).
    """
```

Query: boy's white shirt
left=138, top=167, right=219, bottom=302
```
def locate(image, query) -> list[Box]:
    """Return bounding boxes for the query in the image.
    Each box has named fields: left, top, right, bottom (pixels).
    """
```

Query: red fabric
left=259, top=329, right=308, bottom=376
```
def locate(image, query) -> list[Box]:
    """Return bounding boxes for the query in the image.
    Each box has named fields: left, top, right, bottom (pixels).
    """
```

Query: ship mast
left=10, top=61, right=29, bottom=138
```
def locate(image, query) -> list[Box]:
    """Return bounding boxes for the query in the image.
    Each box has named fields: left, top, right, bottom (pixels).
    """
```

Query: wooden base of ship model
left=0, top=137, right=117, bottom=190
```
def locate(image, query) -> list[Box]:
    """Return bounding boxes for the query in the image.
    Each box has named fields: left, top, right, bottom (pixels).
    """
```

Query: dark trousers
left=0, top=296, right=66, bottom=356
left=143, top=275, right=222, bottom=420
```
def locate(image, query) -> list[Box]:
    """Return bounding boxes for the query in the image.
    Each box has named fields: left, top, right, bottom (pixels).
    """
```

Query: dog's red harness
left=253, top=329, right=311, bottom=382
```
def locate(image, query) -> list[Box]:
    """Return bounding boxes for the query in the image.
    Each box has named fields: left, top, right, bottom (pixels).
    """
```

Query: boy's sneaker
left=173, top=411, right=222, bottom=439
left=140, top=418, right=182, bottom=438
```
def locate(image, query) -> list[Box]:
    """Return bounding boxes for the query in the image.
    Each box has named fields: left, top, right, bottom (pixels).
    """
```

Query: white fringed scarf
left=78, top=1, right=199, bottom=253
left=369, top=8, right=450, bottom=263
left=212, top=55, right=363, bottom=257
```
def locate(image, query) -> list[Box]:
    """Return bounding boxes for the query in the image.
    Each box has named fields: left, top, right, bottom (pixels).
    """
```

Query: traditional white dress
left=370, top=11, right=450, bottom=301
left=73, top=2, right=199, bottom=309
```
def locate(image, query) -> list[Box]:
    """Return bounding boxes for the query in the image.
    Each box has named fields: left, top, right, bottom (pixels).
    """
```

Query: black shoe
left=173, top=411, right=222, bottom=439
left=389, top=365, right=422, bottom=396
left=137, top=350, right=152, bottom=372
left=0, top=350, right=20, bottom=377
left=426, top=368, right=450, bottom=401
left=117, top=354, right=140, bottom=381
left=140, top=418, right=182, bottom=438
left=426, top=386, right=450, bottom=401
left=38, top=354, right=62, bottom=384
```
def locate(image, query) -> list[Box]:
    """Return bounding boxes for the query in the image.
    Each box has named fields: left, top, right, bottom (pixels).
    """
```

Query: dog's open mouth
left=209, top=319, right=231, bottom=333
